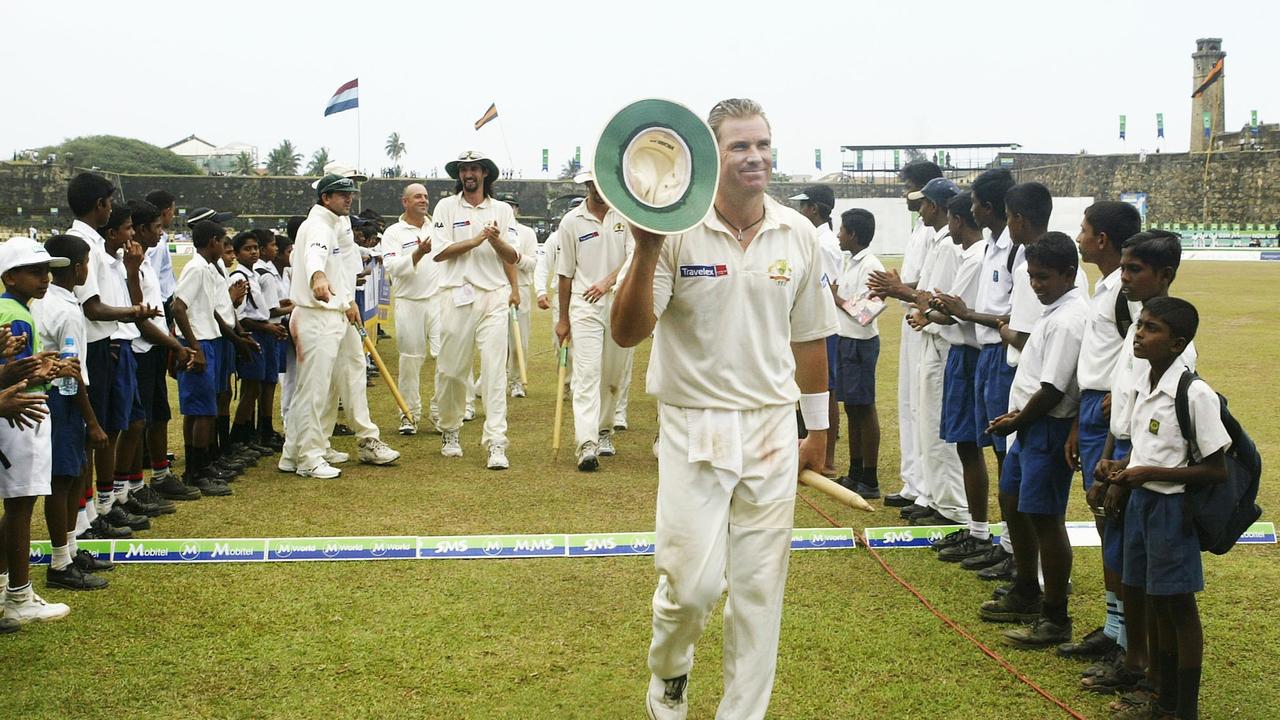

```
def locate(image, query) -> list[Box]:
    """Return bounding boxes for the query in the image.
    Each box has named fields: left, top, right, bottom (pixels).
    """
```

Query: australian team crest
left=767, top=258, right=792, bottom=285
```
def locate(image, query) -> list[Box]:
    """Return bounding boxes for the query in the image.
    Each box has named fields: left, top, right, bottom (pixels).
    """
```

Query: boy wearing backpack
left=1102, top=297, right=1229, bottom=720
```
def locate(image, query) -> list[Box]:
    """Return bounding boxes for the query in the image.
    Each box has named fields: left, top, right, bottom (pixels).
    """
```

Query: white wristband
left=799, top=392, right=830, bottom=431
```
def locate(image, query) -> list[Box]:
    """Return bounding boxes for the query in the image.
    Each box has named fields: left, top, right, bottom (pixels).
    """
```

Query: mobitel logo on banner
left=267, top=537, right=417, bottom=561
left=567, top=532, right=656, bottom=557
left=790, top=528, right=856, bottom=551
left=29, top=540, right=52, bottom=565
left=420, top=534, right=566, bottom=559
left=113, top=539, right=267, bottom=563
left=30, top=540, right=110, bottom=565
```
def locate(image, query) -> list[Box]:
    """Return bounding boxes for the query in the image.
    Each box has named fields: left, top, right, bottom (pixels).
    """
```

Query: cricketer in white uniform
left=555, top=171, right=635, bottom=470
left=431, top=151, right=521, bottom=469
left=500, top=193, right=538, bottom=398
left=279, top=174, right=361, bottom=478
left=612, top=99, right=837, bottom=720
left=535, top=221, right=573, bottom=383
left=381, top=183, right=440, bottom=434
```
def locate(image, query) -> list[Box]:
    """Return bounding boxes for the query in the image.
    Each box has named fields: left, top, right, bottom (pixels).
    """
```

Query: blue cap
left=908, top=177, right=961, bottom=205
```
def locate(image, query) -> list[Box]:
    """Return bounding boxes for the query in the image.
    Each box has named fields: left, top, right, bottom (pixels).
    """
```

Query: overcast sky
left=4, top=0, right=1276, bottom=177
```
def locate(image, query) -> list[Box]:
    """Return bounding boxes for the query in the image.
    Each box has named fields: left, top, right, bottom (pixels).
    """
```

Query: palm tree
left=265, top=140, right=302, bottom=176
left=307, top=147, right=330, bottom=176
left=233, top=151, right=255, bottom=176
left=385, top=132, right=406, bottom=165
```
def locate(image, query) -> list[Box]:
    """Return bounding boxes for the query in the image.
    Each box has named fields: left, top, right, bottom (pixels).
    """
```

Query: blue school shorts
left=218, top=337, right=236, bottom=392
left=836, top=336, right=879, bottom=406
left=1078, top=389, right=1111, bottom=490
left=975, top=343, right=1016, bottom=452
left=48, top=390, right=86, bottom=478
left=825, top=334, right=839, bottom=391
left=85, top=338, right=114, bottom=424
left=178, top=339, right=220, bottom=417
left=941, top=345, right=981, bottom=444
left=1102, top=438, right=1132, bottom=574
left=999, top=415, right=1075, bottom=515
left=1122, top=487, right=1203, bottom=595
left=237, top=333, right=268, bottom=383
left=105, top=340, right=145, bottom=433
left=134, top=346, right=171, bottom=425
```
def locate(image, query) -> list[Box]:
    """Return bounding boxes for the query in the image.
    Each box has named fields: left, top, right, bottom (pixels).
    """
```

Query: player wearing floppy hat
left=611, top=99, right=837, bottom=720
left=431, top=151, right=520, bottom=469
left=498, top=193, right=538, bottom=399
left=553, top=170, right=635, bottom=470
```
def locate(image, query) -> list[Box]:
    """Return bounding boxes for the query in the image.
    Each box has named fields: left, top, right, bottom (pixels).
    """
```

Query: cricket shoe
left=428, top=413, right=442, bottom=435
left=2, top=587, right=70, bottom=624
left=296, top=462, right=341, bottom=479
left=486, top=444, right=509, bottom=470
left=323, top=448, right=350, bottom=465
left=463, top=407, right=476, bottom=422
left=597, top=432, right=616, bottom=457
left=398, top=414, right=417, bottom=435
left=646, top=674, right=688, bottom=720
left=577, top=441, right=599, bottom=472
left=510, top=381, right=526, bottom=398
left=358, top=438, right=401, bottom=465
left=441, top=430, right=463, bottom=458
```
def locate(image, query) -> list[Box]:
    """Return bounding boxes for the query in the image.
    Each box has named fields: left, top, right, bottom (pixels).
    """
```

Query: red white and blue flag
left=324, top=79, right=359, bottom=116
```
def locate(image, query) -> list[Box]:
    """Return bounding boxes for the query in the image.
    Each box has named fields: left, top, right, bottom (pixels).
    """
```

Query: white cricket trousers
left=321, top=323, right=379, bottom=442
left=279, top=338, right=296, bottom=430
left=898, top=316, right=925, bottom=503
left=648, top=402, right=796, bottom=720
left=437, top=286, right=508, bottom=447
left=916, top=333, right=968, bottom=523
left=568, top=295, right=632, bottom=449
left=282, top=307, right=346, bottom=471
left=394, top=295, right=441, bottom=420
left=508, top=285, right=532, bottom=381
left=614, top=351, right=633, bottom=426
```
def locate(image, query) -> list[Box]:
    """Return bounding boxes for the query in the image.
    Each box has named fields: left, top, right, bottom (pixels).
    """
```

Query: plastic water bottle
left=56, top=337, right=78, bottom=396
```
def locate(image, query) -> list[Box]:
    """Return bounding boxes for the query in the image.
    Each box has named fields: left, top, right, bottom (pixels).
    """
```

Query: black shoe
left=961, top=543, right=1011, bottom=571
left=939, top=534, right=993, bottom=562
left=81, top=516, right=132, bottom=540
left=899, top=503, right=926, bottom=519
left=47, top=563, right=109, bottom=591
left=1004, top=616, right=1073, bottom=648
left=247, top=441, right=275, bottom=456
left=1057, top=626, right=1120, bottom=659
left=210, top=456, right=247, bottom=473
left=261, top=430, right=285, bottom=451
left=883, top=493, right=913, bottom=508
left=931, top=528, right=969, bottom=551
left=333, top=423, right=354, bottom=436
left=230, top=442, right=264, bottom=460
left=993, top=582, right=1014, bottom=600
left=73, top=548, right=113, bottom=573
left=104, top=506, right=151, bottom=531
left=976, top=555, right=1016, bottom=581
left=152, top=475, right=201, bottom=501
left=905, top=505, right=935, bottom=522
left=851, top=481, right=881, bottom=500
left=132, top=485, right=177, bottom=513
left=187, top=475, right=233, bottom=497
left=913, top=510, right=961, bottom=526
left=208, top=461, right=243, bottom=480
left=835, top=476, right=858, bottom=491
left=123, top=494, right=167, bottom=518
left=979, top=589, right=1043, bottom=624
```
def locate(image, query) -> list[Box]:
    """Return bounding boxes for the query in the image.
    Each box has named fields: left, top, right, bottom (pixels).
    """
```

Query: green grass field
left=3, top=259, right=1278, bottom=719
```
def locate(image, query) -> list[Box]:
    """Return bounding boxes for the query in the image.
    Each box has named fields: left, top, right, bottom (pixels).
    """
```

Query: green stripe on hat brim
left=593, top=98, right=719, bottom=235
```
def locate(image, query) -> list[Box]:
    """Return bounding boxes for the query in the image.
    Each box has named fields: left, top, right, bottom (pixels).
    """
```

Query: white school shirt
left=290, top=203, right=355, bottom=312
left=131, top=259, right=168, bottom=353
left=815, top=221, right=844, bottom=290
left=381, top=215, right=439, bottom=301
left=253, top=259, right=284, bottom=324
left=32, top=284, right=89, bottom=384
left=534, top=233, right=561, bottom=299
left=173, top=253, right=222, bottom=341
left=972, top=227, right=1015, bottom=346
left=512, top=222, right=539, bottom=292
left=101, top=251, right=140, bottom=343
left=67, top=219, right=119, bottom=344
left=938, top=239, right=988, bottom=349
left=1007, top=287, right=1089, bottom=419
left=899, top=217, right=931, bottom=286
left=1127, top=361, right=1231, bottom=494
left=555, top=203, right=633, bottom=297
left=145, top=231, right=176, bottom=301
left=1076, top=268, right=1137, bottom=392
left=229, top=264, right=268, bottom=322
left=915, top=227, right=959, bottom=337
left=648, top=196, right=839, bottom=410
left=835, top=247, right=884, bottom=340
left=1006, top=245, right=1088, bottom=366
left=430, top=193, right=517, bottom=292
left=1109, top=323, right=1198, bottom=440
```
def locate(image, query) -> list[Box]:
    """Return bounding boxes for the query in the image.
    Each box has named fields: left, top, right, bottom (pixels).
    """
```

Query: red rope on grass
left=796, top=492, right=1090, bottom=720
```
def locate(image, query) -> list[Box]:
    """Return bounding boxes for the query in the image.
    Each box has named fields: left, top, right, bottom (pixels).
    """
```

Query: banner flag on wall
left=1119, top=115, right=1127, bottom=140
left=541, top=149, right=548, bottom=172
left=814, top=149, right=821, bottom=171
left=1156, top=113, right=1164, bottom=139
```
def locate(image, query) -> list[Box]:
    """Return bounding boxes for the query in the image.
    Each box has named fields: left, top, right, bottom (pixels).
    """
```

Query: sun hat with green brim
left=316, top=174, right=361, bottom=198
left=445, top=150, right=500, bottom=181
left=592, top=98, right=720, bottom=235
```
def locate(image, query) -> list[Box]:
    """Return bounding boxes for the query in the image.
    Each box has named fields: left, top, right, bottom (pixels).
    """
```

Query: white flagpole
left=495, top=112, right=515, bottom=178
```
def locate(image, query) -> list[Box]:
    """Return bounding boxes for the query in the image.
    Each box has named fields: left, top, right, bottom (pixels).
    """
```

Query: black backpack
left=1175, top=371, right=1264, bottom=554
